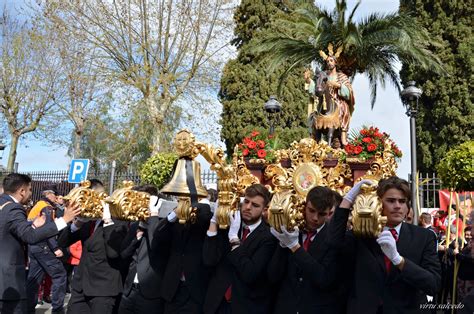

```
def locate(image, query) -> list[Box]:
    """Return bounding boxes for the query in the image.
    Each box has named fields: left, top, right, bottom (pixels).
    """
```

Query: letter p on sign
left=68, top=159, right=90, bottom=183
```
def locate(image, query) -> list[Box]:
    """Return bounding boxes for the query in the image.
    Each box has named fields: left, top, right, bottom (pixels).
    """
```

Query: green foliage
left=252, top=0, right=444, bottom=107
left=437, top=141, right=474, bottom=192
left=400, top=0, right=473, bottom=172
left=140, top=152, right=178, bottom=189
left=220, top=0, right=310, bottom=155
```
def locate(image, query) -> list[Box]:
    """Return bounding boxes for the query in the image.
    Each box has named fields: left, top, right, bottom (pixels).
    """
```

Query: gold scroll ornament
left=106, top=181, right=150, bottom=221
left=350, top=139, right=398, bottom=237
left=61, top=180, right=107, bottom=219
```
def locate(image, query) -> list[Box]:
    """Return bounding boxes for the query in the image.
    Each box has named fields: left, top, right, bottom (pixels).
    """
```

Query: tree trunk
left=72, top=122, right=84, bottom=159
left=6, top=133, right=20, bottom=172
left=145, top=95, right=166, bottom=153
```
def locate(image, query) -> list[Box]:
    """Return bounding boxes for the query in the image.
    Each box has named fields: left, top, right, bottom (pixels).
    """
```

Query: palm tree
left=252, top=0, right=444, bottom=107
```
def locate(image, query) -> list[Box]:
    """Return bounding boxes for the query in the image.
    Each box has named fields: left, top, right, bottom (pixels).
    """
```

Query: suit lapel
left=364, top=237, right=387, bottom=275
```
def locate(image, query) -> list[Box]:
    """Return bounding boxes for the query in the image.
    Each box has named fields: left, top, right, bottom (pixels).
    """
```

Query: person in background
left=26, top=185, right=68, bottom=314
left=0, top=173, right=80, bottom=314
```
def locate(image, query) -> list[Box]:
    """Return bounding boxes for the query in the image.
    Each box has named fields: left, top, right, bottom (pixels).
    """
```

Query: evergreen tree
left=399, top=0, right=473, bottom=172
left=220, top=0, right=312, bottom=155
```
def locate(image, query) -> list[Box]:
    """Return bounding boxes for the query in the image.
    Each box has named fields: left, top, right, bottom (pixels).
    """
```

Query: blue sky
left=1, top=0, right=412, bottom=180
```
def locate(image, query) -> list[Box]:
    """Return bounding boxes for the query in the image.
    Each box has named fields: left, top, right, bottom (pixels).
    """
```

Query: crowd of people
left=0, top=173, right=473, bottom=314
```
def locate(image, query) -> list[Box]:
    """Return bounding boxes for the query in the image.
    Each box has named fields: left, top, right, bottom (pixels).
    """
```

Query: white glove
left=228, top=211, right=241, bottom=242
left=376, top=230, right=402, bottom=265
left=101, top=201, right=111, bottom=221
left=167, top=210, right=178, bottom=223
left=149, top=196, right=163, bottom=215
left=343, top=179, right=375, bottom=204
left=270, top=226, right=299, bottom=249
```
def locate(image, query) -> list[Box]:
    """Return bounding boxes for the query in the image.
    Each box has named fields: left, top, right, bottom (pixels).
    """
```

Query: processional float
left=63, top=128, right=398, bottom=238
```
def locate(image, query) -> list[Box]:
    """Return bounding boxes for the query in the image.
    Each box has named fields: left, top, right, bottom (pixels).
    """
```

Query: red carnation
left=354, top=146, right=363, bottom=154
left=345, top=144, right=354, bottom=154
left=362, top=137, right=372, bottom=143
left=257, top=149, right=267, bottom=158
left=248, top=141, right=257, bottom=149
left=374, top=131, right=383, bottom=138
left=360, top=129, right=367, bottom=136
left=257, top=140, right=265, bottom=148
left=367, top=144, right=377, bottom=152
left=242, top=148, right=249, bottom=156
left=268, top=134, right=274, bottom=139
left=251, top=131, right=260, bottom=137
left=243, top=137, right=251, bottom=145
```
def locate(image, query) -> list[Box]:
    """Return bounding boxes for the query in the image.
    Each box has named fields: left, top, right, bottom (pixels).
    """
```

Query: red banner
left=438, top=190, right=473, bottom=214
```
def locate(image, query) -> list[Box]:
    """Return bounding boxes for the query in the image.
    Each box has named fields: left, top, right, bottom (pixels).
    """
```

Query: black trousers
left=0, top=299, right=27, bottom=314
left=67, top=286, right=117, bottom=314
left=164, top=281, right=202, bottom=314
left=26, top=248, right=67, bottom=312
left=118, top=284, right=164, bottom=314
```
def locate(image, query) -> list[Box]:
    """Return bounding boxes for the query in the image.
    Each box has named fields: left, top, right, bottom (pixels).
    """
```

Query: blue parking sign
left=68, top=159, right=90, bottom=183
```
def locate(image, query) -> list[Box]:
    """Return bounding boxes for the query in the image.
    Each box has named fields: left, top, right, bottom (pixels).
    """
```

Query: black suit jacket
left=329, top=207, right=441, bottom=314
left=58, top=219, right=128, bottom=297
left=203, top=221, right=276, bottom=314
left=0, top=193, right=58, bottom=300
left=154, top=203, right=212, bottom=304
left=121, top=216, right=170, bottom=299
left=268, top=224, right=342, bottom=314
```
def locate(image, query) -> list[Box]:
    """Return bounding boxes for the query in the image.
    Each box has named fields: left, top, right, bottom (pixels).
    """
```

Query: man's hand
left=136, top=230, right=144, bottom=240
left=228, top=211, right=241, bottom=242
left=62, top=202, right=81, bottom=223
left=377, top=230, right=402, bottom=265
left=342, top=179, right=375, bottom=207
left=149, top=196, right=163, bottom=216
left=32, top=213, right=47, bottom=228
left=270, top=226, right=299, bottom=250
left=54, top=249, right=64, bottom=258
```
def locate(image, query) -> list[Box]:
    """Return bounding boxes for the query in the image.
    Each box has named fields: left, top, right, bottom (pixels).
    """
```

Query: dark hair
left=207, top=189, right=218, bottom=203
left=419, top=212, right=432, bottom=225
left=464, top=226, right=471, bottom=233
left=377, top=176, right=411, bottom=206
left=306, top=186, right=335, bottom=212
left=3, top=173, right=32, bottom=193
left=89, top=179, right=104, bottom=190
left=333, top=190, right=343, bottom=207
left=245, top=184, right=271, bottom=207
left=132, top=184, right=159, bottom=196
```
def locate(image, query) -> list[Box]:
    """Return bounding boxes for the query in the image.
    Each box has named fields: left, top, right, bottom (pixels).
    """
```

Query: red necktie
left=225, top=227, right=250, bottom=302
left=384, top=228, right=399, bottom=273
left=303, top=231, right=316, bottom=251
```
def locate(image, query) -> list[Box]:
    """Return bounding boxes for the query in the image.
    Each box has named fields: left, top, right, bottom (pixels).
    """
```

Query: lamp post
left=401, top=81, right=422, bottom=223
left=264, top=96, right=282, bottom=135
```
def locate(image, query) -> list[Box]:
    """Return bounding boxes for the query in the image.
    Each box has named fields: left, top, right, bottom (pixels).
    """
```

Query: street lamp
left=264, top=96, right=282, bottom=135
left=401, top=81, right=422, bottom=223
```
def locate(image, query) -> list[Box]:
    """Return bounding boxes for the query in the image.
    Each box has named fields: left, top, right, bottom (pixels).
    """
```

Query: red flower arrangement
left=238, top=130, right=277, bottom=162
left=345, top=126, right=402, bottom=160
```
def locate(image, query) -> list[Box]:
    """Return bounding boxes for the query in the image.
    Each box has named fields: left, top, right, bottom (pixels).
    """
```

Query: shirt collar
left=243, top=218, right=262, bottom=235
left=383, top=222, right=402, bottom=235
left=9, top=194, right=20, bottom=204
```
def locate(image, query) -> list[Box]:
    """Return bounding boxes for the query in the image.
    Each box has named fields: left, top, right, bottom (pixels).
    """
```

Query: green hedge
left=140, top=152, right=178, bottom=189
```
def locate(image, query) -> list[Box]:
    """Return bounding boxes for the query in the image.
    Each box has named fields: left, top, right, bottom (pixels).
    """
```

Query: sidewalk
left=35, top=293, right=70, bottom=313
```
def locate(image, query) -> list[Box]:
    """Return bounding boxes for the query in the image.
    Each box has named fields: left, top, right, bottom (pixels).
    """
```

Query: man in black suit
left=154, top=198, right=212, bottom=314
left=203, top=184, right=276, bottom=314
left=0, top=173, right=80, bottom=313
left=330, top=176, right=441, bottom=314
left=118, top=187, right=170, bottom=314
left=58, top=180, right=129, bottom=314
left=268, top=186, right=342, bottom=314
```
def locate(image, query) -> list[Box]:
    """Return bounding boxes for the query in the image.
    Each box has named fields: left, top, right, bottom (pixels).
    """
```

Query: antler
left=335, top=45, right=343, bottom=58
left=319, top=50, right=328, bottom=60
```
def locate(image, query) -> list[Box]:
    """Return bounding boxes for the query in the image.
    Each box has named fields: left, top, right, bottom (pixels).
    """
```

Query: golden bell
left=161, top=159, right=208, bottom=198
